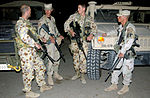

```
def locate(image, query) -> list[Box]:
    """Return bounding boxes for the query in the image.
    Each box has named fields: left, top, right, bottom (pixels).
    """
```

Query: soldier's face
left=117, top=16, right=124, bottom=22
left=45, top=10, right=52, bottom=17
left=78, top=5, right=85, bottom=15
left=27, top=7, right=31, bottom=18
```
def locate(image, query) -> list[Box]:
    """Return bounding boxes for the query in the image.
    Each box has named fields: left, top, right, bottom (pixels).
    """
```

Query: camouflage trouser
left=19, top=48, right=46, bottom=92
left=69, top=41, right=89, bottom=73
left=46, top=43, right=60, bottom=76
left=111, top=57, right=134, bottom=85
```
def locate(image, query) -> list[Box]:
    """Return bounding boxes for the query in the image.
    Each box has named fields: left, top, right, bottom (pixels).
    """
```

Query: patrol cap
left=44, top=4, right=53, bottom=10
left=117, top=10, right=130, bottom=16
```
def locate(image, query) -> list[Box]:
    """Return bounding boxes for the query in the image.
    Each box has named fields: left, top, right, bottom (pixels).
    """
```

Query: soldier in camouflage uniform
left=64, top=3, right=97, bottom=84
left=38, top=4, right=64, bottom=86
left=104, top=10, right=136, bottom=95
left=15, top=5, right=52, bottom=98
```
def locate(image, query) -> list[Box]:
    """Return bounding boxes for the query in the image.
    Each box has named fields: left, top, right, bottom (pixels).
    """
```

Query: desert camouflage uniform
left=111, top=22, right=136, bottom=85
left=15, top=17, right=46, bottom=92
left=38, top=15, right=61, bottom=76
left=64, top=12, right=97, bottom=73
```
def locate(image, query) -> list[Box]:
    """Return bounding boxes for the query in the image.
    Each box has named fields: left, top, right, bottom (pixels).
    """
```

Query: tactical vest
left=115, top=22, right=138, bottom=59
left=15, top=19, right=38, bottom=49
left=114, top=22, right=129, bottom=53
left=15, top=33, right=31, bottom=49
left=73, top=13, right=92, bottom=41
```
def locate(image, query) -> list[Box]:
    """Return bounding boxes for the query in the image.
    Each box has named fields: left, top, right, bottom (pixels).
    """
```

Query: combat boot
left=81, top=73, right=86, bottom=84
left=40, top=85, right=52, bottom=93
left=54, top=72, right=63, bottom=80
left=26, top=91, right=40, bottom=98
left=117, top=85, right=129, bottom=95
left=71, top=70, right=80, bottom=80
left=104, top=84, right=118, bottom=91
left=48, top=75, right=54, bottom=85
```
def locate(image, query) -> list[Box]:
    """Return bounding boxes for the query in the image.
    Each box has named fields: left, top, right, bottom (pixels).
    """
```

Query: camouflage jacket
left=117, top=22, right=136, bottom=55
left=64, top=12, right=97, bottom=37
left=38, top=15, right=60, bottom=41
left=15, top=17, right=37, bottom=48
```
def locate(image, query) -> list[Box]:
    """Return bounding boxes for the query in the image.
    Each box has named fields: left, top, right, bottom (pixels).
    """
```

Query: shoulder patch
left=127, top=27, right=135, bottom=39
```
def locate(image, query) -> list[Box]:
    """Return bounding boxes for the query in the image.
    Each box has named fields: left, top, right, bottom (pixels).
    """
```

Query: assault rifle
left=105, top=24, right=140, bottom=82
left=105, top=22, right=129, bottom=82
left=39, top=24, right=65, bottom=62
left=69, top=21, right=87, bottom=60
left=105, top=56, right=121, bottom=82
left=27, top=30, right=55, bottom=64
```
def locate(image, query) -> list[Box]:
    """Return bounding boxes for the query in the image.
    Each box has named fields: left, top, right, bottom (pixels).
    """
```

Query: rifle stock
left=27, top=30, right=55, bottom=64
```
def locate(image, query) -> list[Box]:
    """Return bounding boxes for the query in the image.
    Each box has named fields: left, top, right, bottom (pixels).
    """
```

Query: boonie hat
left=44, top=4, right=53, bottom=10
left=117, top=10, right=130, bottom=16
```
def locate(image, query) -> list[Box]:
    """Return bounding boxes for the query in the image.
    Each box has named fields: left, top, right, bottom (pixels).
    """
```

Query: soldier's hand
left=118, top=53, right=124, bottom=58
left=59, top=35, right=64, bottom=40
left=41, top=37, right=47, bottom=43
left=87, top=34, right=94, bottom=41
left=69, top=29, right=75, bottom=37
left=49, top=36, right=55, bottom=43
left=35, top=43, right=41, bottom=49
left=102, top=33, right=107, bottom=37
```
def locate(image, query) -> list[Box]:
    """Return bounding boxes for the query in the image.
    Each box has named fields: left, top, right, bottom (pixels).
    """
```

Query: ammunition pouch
left=82, top=36, right=87, bottom=41
left=36, top=49, right=45, bottom=59
left=124, top=34, right=139, bottom=59
left=71, top=34, right=90, bottom=42
left=124, top=47, right=136, bottom=59
left=84, top=26, right=91, bottom=42
left=114, top=44, right=121, bottom=53
left=15, top=34, right=31, bottom=49
left=70, top=25, right=91, bottom=42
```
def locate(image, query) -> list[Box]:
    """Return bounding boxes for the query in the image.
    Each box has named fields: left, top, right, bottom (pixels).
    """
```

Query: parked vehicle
left=0, top=1, right=43, bottom=71
left=86, top=1, right=150, bottom=80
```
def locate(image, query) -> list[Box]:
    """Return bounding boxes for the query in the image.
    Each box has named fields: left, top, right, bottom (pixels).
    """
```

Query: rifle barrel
left=105, top=57, right=121, bottom=82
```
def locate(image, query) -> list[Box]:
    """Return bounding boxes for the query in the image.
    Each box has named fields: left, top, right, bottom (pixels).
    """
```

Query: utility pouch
left=114, top=44, right=121, bottom=53
left=124, top=47, right=136, bottom=59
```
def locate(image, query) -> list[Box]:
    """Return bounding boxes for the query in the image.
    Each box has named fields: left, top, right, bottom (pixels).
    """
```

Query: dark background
left=0, top=0, right=150, bottom=36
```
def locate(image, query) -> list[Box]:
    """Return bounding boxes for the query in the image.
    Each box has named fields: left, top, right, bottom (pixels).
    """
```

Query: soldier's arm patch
left=127, top=27, right=135, bottom=39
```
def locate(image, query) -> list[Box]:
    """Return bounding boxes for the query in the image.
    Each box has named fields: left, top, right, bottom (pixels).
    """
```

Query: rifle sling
left=117, top=22, right=129, bottom=45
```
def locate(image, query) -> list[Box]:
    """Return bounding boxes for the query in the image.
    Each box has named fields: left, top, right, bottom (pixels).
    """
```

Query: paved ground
left=0, top=38, right=150, bottom=98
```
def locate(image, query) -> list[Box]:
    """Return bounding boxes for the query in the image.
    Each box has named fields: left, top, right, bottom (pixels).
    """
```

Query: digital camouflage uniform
left=64, top=12, right=97, bottom=74
left=38, top=15, right=61, bottom=77
left=15, top=17, right=46, bottom=92
left=111, top=22, right=136, bottom=86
